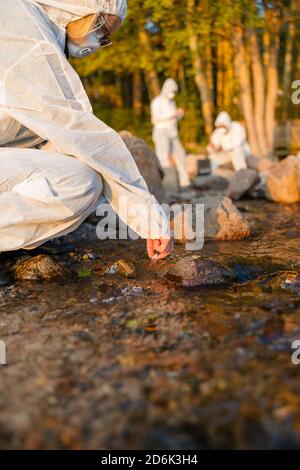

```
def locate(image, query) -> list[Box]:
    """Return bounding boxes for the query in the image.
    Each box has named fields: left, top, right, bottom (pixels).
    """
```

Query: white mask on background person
left=167, top=92, right=176, bottom=100
left=67, top=31, right=104, bottom=57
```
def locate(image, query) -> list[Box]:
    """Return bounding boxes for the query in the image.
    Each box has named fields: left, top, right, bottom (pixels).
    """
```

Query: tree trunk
left=249, top=31, right=269, bottom=157
left=138, top=27, right=161, bottom=99
left=217, top=39, right=225, bottom=109
left=282, top=0, right=297, bottom=119
left=264, top=17, right=280, bottom=153
left=223, top=40, right=235, bottom=111
left=205, top=42, right=214, bottom=98
left=187, top=0, right=214, bottom=136
left=233, top=27, right=261, bottom=156
left=132, top=70, right=143, bottom=115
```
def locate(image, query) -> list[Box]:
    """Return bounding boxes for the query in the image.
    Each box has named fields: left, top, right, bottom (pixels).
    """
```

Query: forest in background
left=72, top=0, right=300, bottom=155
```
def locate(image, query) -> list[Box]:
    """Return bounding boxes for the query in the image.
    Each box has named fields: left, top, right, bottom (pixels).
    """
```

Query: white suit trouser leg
left=209, top=146, right=247, bottom=172
left=153, top=129, right=190, bottom=187
left=231, top=146, right=247, bottom=171
left=0, top=148, right=103, bottom=252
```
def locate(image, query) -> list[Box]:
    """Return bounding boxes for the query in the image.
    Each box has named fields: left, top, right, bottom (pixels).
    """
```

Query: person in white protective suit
left=0, top=0, right=173, bottom=261
left=151, top=79, right=191, bottom=190
left=207, top=111, right=251, bottom=173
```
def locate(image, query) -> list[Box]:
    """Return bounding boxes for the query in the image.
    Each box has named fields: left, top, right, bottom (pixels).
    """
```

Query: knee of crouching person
left=86, top=169, right=103, bottom=205
left=70, top=166, right=103, bottom=215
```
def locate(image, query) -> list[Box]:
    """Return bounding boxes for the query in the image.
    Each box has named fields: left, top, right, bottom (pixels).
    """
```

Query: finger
left=157, top=250, right=171, bottom=260
left=147, top=240, right=155, bottom=259
left=153, top=239, right=161, bottom=251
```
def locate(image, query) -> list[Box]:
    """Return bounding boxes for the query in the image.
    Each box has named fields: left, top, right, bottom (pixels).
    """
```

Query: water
left=0, top=200, right=299, bottom=449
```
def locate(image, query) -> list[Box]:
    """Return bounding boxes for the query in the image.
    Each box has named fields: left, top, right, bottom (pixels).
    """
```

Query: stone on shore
left=202, top=196, right=251, bottom=240
left=193, top=174, right=229, bottom=192
left=120, top=131, right=165, bottom=202
left=171, top=196, right=250, bottom=242
left=266, top=155, right=300, bottom=203
left=226, top=169, right=259, bottom=201
left=171, top=196, right=251, bottom=242
left=247, top=156, right=275, bottom=173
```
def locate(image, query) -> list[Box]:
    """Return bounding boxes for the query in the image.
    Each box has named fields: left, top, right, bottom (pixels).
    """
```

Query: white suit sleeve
left=222, top=123, right=247, bottom=151
left=3, top=42, right=169, bottom=239
left=150, top=97, right=177, bottom=125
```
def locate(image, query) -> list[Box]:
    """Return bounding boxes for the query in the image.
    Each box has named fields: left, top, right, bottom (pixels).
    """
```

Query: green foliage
left=72, top=0, right=299, bottom=146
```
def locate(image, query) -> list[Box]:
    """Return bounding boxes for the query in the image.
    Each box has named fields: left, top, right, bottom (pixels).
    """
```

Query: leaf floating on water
left=126, top=319, right=139, bottom=329
left=144, top=325, right=158, bottom=333
left=78, top=268, right=93, bottom=278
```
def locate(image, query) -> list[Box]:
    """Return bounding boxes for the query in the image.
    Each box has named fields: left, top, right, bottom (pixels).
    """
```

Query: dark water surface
left=0, top=201, right=299, bottom=449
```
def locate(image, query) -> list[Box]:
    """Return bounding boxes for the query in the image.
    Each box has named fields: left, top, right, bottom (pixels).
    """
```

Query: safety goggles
left=90, top=13, right=112, bottom=48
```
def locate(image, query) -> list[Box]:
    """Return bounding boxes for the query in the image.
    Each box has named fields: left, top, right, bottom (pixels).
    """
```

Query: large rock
left=193, top=174, right=229, bottom=192
left=247, top=156, right=275, bottom=173
left=167, top=256, right=235, bottom=287
left=120, top=131, right=165, bottom=202
left=266, top=155, right=300, bottom=203
left=201, top=196, right=251, bottom=240
left=226, top=169, right=259, bottom=201
left=171, top=196, right=251, bottom=242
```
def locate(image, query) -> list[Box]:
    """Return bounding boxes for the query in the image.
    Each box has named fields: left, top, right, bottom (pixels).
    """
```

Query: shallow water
left=0, top=200, right=299, bottom=449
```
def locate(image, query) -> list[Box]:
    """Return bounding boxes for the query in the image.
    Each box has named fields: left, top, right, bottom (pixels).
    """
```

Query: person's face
left=90, top=13, right=121, bottom=48
left=104, top=14, right=121, bottom=34
left=217, top=124, right=228, bottom=133
left=167, top=91, right=176, bottom=100
left=67, top=13, right=122, bottom=58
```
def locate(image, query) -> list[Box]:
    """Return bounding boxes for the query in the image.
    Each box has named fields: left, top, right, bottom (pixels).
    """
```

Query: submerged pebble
left=106, top=259, right=137, bottom=278
left=12, top=255, right=63, bottom=281
left=167, top=256, right=235, bottom=287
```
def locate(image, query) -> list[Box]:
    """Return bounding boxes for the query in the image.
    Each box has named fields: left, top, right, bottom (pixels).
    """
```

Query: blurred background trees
left=72, top=0, right=300, bottom=155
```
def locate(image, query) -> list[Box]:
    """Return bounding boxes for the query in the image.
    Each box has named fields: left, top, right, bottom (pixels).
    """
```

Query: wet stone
left=120, top=130, right=165, bottom=202
left=11, top=255, right=63, bottom=281
left=166, top=256, right=235, bottom=287
left=266, top=155, right=300, bottom=203
left=0, top=268, right=11, bottom=286
left=226, top=169, right=259, bottom=201
left=193, top=174, right=229, bottom=192
left=106, top=259, right=137, bottom=279
left=256, top=271, right=300, bottom=295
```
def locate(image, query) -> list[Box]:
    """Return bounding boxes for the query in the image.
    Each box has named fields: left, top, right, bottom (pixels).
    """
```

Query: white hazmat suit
left=0, top=0, right=169, bottom=252
left=208, top=112, right=250, bottom=172
left=151, top=79, right=190, bottom=188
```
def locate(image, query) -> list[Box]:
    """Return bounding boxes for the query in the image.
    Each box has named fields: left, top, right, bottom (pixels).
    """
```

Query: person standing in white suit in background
left=207, top=111, right=251, bottom=173
left=151, top=79, right=191, bottom=190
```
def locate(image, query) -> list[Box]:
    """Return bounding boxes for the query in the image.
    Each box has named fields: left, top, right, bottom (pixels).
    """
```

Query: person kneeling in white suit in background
left=151, top=79, right=191, bottom=190
left=0, top=0, right=173, bottom=263
left=207, top=112, right=251, bottom=173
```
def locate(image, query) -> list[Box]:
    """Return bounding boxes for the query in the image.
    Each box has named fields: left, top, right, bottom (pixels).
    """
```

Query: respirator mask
left=67, top=13, right=112, bottom=58
left=167, top=92, right=176, bottom=100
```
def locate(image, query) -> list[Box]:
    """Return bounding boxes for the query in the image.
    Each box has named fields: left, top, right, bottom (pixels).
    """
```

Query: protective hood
left=215, top=111, right=232, bottom=129
left=35, top=0, right=127, bottom=28
left=161, top=78, right=178, bottom=98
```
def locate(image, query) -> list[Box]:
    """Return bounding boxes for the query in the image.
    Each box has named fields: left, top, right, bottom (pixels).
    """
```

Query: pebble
left=82, top=253, right=96, bottom=261
left=11, top=255, right=63, bottom=281
left=167, top=256, right=235, bottom=287
left=106, top=259, right=137, bottom=278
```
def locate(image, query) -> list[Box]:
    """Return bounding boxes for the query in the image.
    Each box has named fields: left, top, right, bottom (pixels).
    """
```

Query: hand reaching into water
left=147, top=233, right=174, bottom=261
